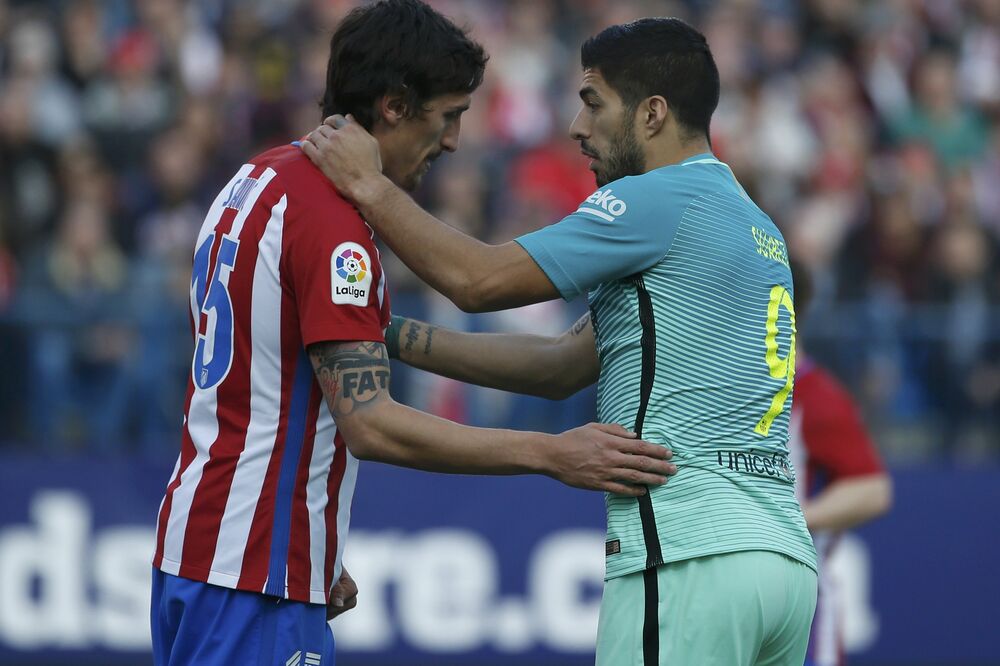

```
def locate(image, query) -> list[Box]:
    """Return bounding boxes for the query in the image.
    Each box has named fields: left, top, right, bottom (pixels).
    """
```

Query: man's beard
left=596, top=115, right=645, bottom=187
left=402, top=152, right=441, bottom=192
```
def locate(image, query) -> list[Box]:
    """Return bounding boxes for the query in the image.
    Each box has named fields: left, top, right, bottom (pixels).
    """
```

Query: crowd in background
left=0, top=0, right=997, bottom=460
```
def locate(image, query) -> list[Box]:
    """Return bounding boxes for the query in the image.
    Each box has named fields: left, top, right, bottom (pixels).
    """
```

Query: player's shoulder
left=581, top=170, right=680, bottom=221
left=250, top=145, right=346, bottom=201
left=602, top=156, right=730, bottom=210
left=250, top=143, right=364, bottom=224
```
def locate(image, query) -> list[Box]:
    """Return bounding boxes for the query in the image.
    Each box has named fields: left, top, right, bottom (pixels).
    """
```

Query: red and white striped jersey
left=789, top=356, right=884, bottom=666
left=153, top=144, right=390, bottom=604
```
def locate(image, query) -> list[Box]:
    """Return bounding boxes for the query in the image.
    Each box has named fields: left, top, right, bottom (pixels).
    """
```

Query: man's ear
left=642, top=96, right=670, bottom=138
left=376, top=93, right=408, bottom=127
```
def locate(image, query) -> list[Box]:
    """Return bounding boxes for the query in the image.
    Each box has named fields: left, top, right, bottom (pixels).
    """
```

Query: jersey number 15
left=191, top=233, right=240, bottom=390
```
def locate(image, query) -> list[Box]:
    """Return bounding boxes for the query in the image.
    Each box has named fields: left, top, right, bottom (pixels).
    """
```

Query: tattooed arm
left=388, top=313, right=599, bottom=400
left=308, top=339, right=672, bottom=495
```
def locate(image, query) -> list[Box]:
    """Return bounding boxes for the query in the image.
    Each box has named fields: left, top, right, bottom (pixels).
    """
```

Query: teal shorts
left=596, top=550, right=817, bottom=666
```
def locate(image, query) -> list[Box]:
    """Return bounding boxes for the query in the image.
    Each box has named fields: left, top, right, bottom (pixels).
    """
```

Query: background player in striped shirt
left=305, top=15, right=818, bottom=666
left=789, top=260, right=893, bottom=666
left=150, top=3, right=675, bottom=665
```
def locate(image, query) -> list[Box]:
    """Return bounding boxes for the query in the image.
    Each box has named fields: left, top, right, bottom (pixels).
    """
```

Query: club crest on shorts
left=331, top=241, right=372, bottom=306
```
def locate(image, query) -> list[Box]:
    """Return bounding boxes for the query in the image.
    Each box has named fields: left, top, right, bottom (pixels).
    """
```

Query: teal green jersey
left=516, top=153, right=817, bottom=579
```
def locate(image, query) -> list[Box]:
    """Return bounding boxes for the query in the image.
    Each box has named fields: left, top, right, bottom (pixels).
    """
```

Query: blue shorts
left=151, top=567, right=335, bottom=666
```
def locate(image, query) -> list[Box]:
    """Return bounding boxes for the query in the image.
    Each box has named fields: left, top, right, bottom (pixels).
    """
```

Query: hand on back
left=551, top=423, right=676, bottom=496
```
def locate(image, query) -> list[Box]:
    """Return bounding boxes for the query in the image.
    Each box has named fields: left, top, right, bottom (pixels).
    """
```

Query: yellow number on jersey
left=755, top=285, right=796, bottom=436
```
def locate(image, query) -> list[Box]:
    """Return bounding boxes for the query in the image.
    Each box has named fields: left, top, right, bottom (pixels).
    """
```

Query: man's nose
left=569, top=108, right=589, bottom=141
left=441, top=121, right=460, bottom=153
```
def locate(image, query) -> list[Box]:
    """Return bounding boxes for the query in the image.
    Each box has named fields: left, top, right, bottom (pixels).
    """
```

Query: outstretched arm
left=387, top=313, right=598, bottom=400
left=301, top=117, right=559, bottom=312
left=797, top=369, right=893, bottom=532
left=308, top=339, right=672, bottom=496
left=802, top=474, right=892, bottom=532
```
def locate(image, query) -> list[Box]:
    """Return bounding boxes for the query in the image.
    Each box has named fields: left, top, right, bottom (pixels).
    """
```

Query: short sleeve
left=514, top=173, right=681, bottom=301
left=283, top=202, right=385, bottom=347
left=800, top=371, right=884, bottom=481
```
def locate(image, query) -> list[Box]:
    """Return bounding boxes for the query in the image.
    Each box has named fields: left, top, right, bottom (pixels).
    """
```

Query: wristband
left=384, top=314, right=405, bottom=359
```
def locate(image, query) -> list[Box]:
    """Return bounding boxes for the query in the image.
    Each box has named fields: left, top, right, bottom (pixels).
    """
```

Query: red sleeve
left=280, top=178, right=386, bottom=347
left=798, top=368, right=884, bottom=482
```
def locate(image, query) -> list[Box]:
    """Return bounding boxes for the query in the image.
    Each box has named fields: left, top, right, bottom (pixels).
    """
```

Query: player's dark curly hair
left=322, top=0, right=488, bottom=130
left=581, top=18, right=719, bottom=142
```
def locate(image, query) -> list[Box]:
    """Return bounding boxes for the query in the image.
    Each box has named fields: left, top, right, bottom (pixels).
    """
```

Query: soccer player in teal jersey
left=304, top=17, right=817, bottom=666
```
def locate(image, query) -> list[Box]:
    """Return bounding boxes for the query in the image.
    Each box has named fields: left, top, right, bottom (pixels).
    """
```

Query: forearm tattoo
left=309, top=341, right=391, bottom=416
left=571, top=313, right=591, bottom=336
left=423, top=327, right=434, bottom=355
left=400, top=320, right=435, bottom=356
left=403, top=321, right=421, bottom=352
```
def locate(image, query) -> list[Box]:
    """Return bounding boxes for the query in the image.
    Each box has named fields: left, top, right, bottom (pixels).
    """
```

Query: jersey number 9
left=755, top=284, right=796, bottom=436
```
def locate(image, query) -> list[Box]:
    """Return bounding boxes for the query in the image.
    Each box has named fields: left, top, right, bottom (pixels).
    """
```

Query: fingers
left=604, top=448, right=678, bottom=494
left=300, top=138, right=318, bottom=159
left=327, top=594, right=357, bottom=620
left=603, top=482, right=646, bottom=497
left=323, top=114, right=357, bottom=130
left=606, top=441, right=676, bottom=479
left=620, top=438, right=672, bottom=460
left=586, top=422, right=636, bottom=438
left=331, top=571, right=358, bottom=604
left=323, top=114, right=347, bottom=129
left=619, top=452, right=676, bottom=477
left=584, top=423, right=673, bottom=464
left=341, top=576, right=359, bottom=599
left=300, top=126, right=334, bottom=163
left=332, top=590, right=358, bottom=610
left=327, top=571, right=359, bottom=620
left=601, top=467, right=676, bottom=496
left=551, top=425, right=679, bottom=495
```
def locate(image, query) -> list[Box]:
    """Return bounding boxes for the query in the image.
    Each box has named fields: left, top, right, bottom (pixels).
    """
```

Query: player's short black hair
left=321, top=0, right=487, bottom=130
left=581, top=18, right=719, bottom=141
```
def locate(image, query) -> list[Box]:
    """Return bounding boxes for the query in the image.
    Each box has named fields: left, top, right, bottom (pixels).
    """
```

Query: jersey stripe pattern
left=516, top=154, right=817, bottom=581
left=153, top=145, right=389, bottom=604
left=595, top=171, right=817, bottom=578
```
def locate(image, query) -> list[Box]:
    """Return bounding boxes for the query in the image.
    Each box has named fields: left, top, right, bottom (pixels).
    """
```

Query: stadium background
left=0, top=0, right=998, bottom=664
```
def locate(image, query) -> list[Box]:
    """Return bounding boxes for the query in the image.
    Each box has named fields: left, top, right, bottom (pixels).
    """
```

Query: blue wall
left=0, top=457, right=997, bottom=666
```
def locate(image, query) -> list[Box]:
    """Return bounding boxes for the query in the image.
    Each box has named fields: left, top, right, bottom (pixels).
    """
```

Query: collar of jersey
left=678, top=152, right=720, bottom=167
left=674, top=152, right=751, bottom=201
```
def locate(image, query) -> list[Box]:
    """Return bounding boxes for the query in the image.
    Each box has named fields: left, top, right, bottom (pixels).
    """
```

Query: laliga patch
left=331, top=242, right=372, bottom=306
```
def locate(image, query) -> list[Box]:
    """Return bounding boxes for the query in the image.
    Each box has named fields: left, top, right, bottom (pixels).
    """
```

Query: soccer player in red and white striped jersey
left=788, top=260, right=893, bottom=666
left=150, top=3, right=675, bottom=665
left=151, top=145, right=386, bottom=605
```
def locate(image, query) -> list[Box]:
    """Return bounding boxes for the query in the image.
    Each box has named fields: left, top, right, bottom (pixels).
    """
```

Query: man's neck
left=644, top=138, right=713, bottom=172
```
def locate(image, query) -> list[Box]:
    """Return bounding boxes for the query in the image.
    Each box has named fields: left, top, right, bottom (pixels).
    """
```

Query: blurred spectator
left=16, top=198, right=133, bottom=453
left=82, top=28, right=174, bottom=170
left=0, top=0, right=996, bottom=460
left=890, top=49, right=989, bottom=170
left=59, top=0, right=107, bottom=92
left=838, top=190, right=929, bottom=304
left=127, top=127, right=211, bottom=452
left=0, top=76, right=59, bottom=253
left=925, top=219, right=1000, bottom=454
